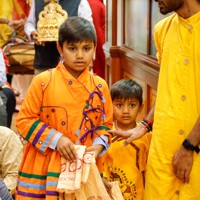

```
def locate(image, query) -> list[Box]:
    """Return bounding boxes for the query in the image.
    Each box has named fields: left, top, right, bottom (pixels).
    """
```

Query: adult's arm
left=0, top=179, right=13, bottom=200
left=78, top=0, right=93, bottom=24
left=24, top=0, right=36, bottom=40
left=173, top=117, right=200, bottom=183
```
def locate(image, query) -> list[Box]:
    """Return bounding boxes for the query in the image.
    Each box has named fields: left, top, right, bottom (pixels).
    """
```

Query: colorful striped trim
left=18, top=171, right=60, bottom=179
left=26, top=120, right=40, bottom=140
left=18, top=171, right=46, bottom=180
left=32, top=123, right=48, bottom=146
left=18, top=180, right=58, bottom=190
left=47, top=172, right=60, bottom=178
left=40, top=128, right=56, bottom=152
left=17, top=190, right=58, bottom=198
left=46, top=181, right=58, bottom=187
left=46, top=191, right=58, bottom=196
left=18, top=180, right=46, bottom=190
left=17, top=190, right=46, bottom=198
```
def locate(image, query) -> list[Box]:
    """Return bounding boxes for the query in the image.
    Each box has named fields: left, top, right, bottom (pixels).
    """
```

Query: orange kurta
left=16, top=62, right=113, bottom=200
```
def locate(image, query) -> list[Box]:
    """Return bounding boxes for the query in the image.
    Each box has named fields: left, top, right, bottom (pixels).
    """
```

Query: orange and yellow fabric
left=15, top=62, right=113, bottom=200
left=103, top=125, right=151, bottom=200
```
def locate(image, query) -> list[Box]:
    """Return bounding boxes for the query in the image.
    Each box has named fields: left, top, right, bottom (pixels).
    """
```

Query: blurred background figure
left=0, top=0, right=34, bottom=112
left=25, top=0, right=93, bottom=75
left=1, top=49, right=16, bottom=128
left=0, top=126, right=23, bottom=198
left=0, top=0, right=30, bottom=47
left=0, top=179, right=13, bottom=200
left=88, top=0, right=106, bottom=79
left=0, top=48, right=8, bottom=126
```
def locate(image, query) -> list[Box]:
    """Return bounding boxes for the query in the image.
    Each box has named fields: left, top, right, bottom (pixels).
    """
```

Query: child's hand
left=86, top=145, right=104, bottom=159
left=56, top=136, right=77, bottom=161
left=102, top=177, right=112, bottom=194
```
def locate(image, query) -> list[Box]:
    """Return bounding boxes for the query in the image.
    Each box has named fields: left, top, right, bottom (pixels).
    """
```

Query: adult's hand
left=26, top=0, right=32, bottom=6
left=31, top=31, right=45, bottom=46
left=173, top=146, right=193, bottom=183
left=8, top=19, right=25, bottom=33
left=108, top=123, right=147, bottom=146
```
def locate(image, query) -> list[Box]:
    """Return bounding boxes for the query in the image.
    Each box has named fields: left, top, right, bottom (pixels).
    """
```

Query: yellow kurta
left=103, top=126, right=151, bottom=200
left=15, top=62, right=113, bottom=200
left=145, top=12, right=200, bottom=200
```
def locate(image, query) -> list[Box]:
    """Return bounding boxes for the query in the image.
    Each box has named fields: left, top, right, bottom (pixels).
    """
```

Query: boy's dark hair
left=110, top=79, right=143, bottom=105
left=58, top=16, right=97, bottom=47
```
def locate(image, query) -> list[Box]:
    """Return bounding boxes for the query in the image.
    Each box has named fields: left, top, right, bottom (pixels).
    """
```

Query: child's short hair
left=110, top=79, right=143, bottom=105
left=58, top=16, right=97, bottom=47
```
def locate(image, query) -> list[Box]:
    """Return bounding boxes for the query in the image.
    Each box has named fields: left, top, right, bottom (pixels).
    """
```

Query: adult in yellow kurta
left=16, top=62, right=113, bottom=200
left=104, top=125, right=151, bottom=200
left=145, top=11, right=200, bottom=200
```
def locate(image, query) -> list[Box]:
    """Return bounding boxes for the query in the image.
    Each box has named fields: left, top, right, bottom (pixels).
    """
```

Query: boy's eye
left=84, top=46, right=91, bottom=51
left=68, top=47, right=76, bottom=51
left=116, top=104, right=123, bottom=108
left=130, top=103, right=136, bottom=108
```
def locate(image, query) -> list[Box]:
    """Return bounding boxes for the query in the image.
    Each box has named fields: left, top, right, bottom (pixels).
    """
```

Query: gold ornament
left=37, top=0, right=68, bottom=42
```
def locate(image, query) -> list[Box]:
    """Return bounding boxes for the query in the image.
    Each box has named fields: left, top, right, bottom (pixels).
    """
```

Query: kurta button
left=38, top=141, right=43, bottom=145
left=84, top=127, right=87, bottom=131
left=181, top=95, right=186, bottom=101
left=188, top=25, right=193, bottom=30
left=98, top=84, right=102, bottom=88
left=61, top=121, right=66, bottom=126
left=51, top=108, right=55, bottom=113
left=179, top=130, right=184, bottom=135
left=175, top=190, right=180, bottom=195
left=184, top=59, right=189, bottom=65
left=68, top=80, right=73, bottom=85
left=41, top=82, right=45, bottom=86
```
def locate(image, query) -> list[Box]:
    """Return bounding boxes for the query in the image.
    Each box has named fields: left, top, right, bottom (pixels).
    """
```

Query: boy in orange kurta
left=16, top=16, right=113, bottom=200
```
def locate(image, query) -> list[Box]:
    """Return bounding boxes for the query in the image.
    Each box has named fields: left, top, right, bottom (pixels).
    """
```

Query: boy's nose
left=122, top=106, right=129, bottom=113
left=76, top=50, right=83, bottom=58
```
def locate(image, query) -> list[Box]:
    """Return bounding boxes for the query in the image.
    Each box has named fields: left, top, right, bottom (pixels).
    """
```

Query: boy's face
left=113, top=98, right=142, bottom=130
left=57, top=40, right=95, bottom=78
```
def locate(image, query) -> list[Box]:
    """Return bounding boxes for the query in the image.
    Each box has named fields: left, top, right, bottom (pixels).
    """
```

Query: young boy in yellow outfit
left=16, top=16, right=113, bottom=200
left=103, top=79, right=151, bottom=200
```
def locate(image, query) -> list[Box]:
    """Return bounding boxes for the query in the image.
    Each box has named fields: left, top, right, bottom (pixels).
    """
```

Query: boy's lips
left=122, top=116, right=131, bottom=120
left=75, top=61, right=85, bottom=65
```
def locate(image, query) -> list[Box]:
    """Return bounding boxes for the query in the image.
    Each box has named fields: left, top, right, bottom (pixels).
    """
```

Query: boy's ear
left=57, top=42, right=63, bottom=57
left=139, top=104, right=144, bottom=112
left=93, top=46, right=97, bottom=59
